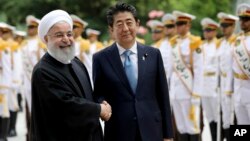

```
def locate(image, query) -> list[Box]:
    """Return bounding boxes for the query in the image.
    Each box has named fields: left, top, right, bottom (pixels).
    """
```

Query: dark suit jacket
left=93, top=43, right=173, bottom=141
left=30, top=53, right=103, bottom=141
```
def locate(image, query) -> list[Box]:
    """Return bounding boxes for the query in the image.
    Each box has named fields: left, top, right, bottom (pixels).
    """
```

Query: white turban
left=38, top=9, right=73, bottom=43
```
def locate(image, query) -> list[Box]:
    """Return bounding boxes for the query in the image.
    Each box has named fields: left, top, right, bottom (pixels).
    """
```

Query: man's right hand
left=100, top=101, right=112, bottom=121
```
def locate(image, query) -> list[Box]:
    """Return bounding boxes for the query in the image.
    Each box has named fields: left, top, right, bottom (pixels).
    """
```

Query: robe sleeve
left=32, top=66, right=101, bottom=130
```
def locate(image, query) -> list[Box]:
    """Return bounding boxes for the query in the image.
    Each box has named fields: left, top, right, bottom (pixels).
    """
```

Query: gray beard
left=47, top=44, right=75, bottom=64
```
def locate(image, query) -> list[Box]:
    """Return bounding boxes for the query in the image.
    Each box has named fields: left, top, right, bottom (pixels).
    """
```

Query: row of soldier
left=145, top=3, right=250, bottom=141
left=1, top=3, right=250, bottom=141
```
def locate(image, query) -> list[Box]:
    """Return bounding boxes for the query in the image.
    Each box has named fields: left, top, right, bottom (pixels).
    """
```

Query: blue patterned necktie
left=123, top=50, right=137, bottom=93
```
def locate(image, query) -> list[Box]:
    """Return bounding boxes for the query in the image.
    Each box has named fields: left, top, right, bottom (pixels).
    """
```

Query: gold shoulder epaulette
left=38, top=39, right=47, bottom=49
left=0, top=38, right=7, bottom=51
left=96, top=41, right=104, bottom=50
left=188, top=35, right=202, bottom=51
left=216, top=38, right=223, bottom=49
left=154, top=38, right=164, bottom=48
left=9, top=40, right=19, bottom=52
left=136, top=37, right=145, bottom=44
left=80, top=39, right=90, bottom=52
left=169, top=35, right=178, bottom=47
left=228, top=35, right=237, bottom=45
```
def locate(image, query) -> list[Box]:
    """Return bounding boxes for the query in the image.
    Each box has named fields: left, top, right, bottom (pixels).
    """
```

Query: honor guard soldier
left=86, top=28, right=104, bottom=53
left=200, top=18, right=220, bottom=141
left=233, top=3, right=250, bottom=125
left=170, top=11, right=203, bottom=141
left=9, top=30, right=27, bottom=137
left=86, top=28, right=104, bottom=84
left=147, top=20, right=165, bottom=48
left=217, top=12, right=239, bottom=141
left=70, top=14, right=90, bottom=61
left=0, top=22, right=10, bottom=141
left=21, top=15, right=43, bottom=141
left=0, top=23, right=19, bottom=141
left=161, top=13, right=177, bottom=88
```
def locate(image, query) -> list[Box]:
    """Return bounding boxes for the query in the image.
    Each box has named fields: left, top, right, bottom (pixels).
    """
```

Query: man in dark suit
left=30, top=10, right=111, bottom=141
left=93, top=2, right=173, bottom=141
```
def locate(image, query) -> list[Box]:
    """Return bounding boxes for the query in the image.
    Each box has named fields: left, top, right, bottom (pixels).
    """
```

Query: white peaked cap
left=0, top=23, right=15, bottom=31
left=217, top=12, right=239, bottom=21
left=15, top=30, right=27, bottom=37
left=173, top=10, right=196, bottom=21
left=161, top=13, right=176, bottom=23
left=70, top=14, right=88, bottom=27
left=201, top=17, right=219, bottom=28
left=237, top=3, right=250, bottom=16
left=26, top=15, right=40, bottom=25
left=86, top=28, right=101, bottom=36
left=38, top=9, right=73, bottom=43
left=0, top=22, right=8, bottom=28
left=147, top=20, right=164, bottom=29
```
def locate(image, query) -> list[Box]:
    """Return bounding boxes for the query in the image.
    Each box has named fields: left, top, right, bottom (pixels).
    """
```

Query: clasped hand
left=100, top=100, right=112, bottom=121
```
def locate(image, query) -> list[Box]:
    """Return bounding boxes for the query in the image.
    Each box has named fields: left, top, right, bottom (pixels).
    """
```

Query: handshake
left=100, top=100, right=112, bottom=121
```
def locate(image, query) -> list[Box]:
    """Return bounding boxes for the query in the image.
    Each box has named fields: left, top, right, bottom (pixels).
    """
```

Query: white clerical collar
left=117, top=42, right=137, bottom=56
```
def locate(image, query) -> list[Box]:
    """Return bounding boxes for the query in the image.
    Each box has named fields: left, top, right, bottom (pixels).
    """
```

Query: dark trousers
left=26, top=101, right=31, bottom=141
left=0, top=117, right=10, bottom=141
left=8, top=111, right=18, bottom=136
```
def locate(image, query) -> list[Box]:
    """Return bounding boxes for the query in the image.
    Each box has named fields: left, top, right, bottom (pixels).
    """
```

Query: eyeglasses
left=176, top=21, right=187, bottom=26
left=47, top=31, right=74, bottom=39
left=165, top=24, right=175, bottom=28
left=220, top=23, right=233, bottom=28
left=203, top=28, right=215, bottom=32
left=240, top=16, right=250, bottom=22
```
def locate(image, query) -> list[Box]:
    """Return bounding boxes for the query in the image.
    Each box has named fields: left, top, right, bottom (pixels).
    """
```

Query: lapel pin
left=142, top=53, right=148, bottom=61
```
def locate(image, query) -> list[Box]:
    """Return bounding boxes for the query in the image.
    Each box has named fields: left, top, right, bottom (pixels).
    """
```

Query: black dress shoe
left=7, top=130, right=17, bottom=137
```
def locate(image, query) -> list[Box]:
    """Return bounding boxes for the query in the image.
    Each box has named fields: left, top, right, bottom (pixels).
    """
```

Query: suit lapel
left=136, top=44, right=147, bottom=93
left=106, top=44, right=133, bottom=94
left=71, top=59, right=93, bottom=100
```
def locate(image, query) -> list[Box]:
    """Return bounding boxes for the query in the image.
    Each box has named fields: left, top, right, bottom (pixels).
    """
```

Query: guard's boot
left=209, top=121, right=217, bottom=141
left=179, top=133, right=189, bottom=141
left=224, top=128, right=230, bottom=141
left=190, top=134, right=200, bottom=141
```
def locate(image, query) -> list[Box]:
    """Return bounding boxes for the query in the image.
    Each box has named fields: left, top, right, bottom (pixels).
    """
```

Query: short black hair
left=106, top=2, right=138, bottom=27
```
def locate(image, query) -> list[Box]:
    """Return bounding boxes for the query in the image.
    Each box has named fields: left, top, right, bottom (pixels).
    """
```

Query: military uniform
left=22, top=15, right=42, bottom=113
left=10, top=35, right=24, bottom=137
left=160, top=13, right=177, bottom=89
left=170, top=11, right=202, bottom=141
left=200, top=18, right=220, bottom=141
left=233, top=3, right=250, bottom=124
left=21, top=15, right=43, bottom=141
left=85, top=28, right=104, bottom=84
left=0, top=23, right=15, bottom=141
left=217, top=12, right=239, bottom=140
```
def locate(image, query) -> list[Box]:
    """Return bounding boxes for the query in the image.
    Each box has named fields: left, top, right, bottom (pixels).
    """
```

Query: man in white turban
left=30, top=9, right=111, bottom=141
